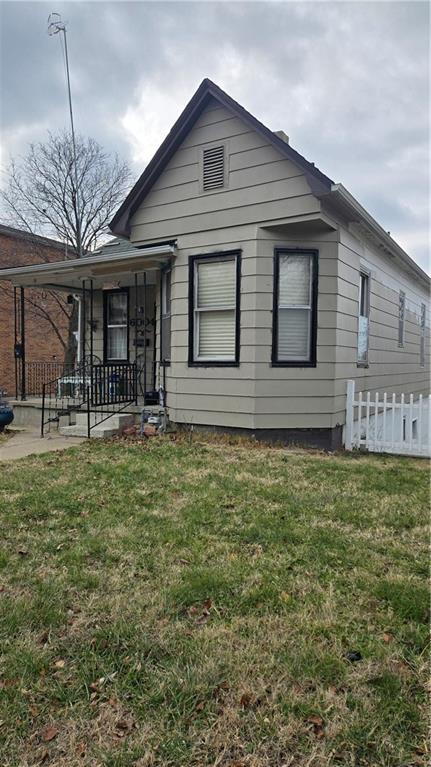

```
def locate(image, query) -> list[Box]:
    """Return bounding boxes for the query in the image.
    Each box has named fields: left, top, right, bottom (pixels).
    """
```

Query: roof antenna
left=47, top=12, right=82, bottom=257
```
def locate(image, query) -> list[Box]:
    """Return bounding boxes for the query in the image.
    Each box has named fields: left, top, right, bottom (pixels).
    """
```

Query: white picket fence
left=345, top=380, right=431, bottom=457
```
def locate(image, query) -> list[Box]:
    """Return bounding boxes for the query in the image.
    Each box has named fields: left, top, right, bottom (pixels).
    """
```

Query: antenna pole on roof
left=47, top=13, right=82, bottom=257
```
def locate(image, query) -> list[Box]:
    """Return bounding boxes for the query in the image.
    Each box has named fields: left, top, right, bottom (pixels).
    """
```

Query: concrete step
left=74, top=412, right=135, bottom=429
left=59, top=412, right=135, bottom=439
left=59, top=424, right=119, bottom=439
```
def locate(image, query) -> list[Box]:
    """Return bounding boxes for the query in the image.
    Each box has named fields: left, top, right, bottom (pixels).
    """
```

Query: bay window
left=189, top=251, right=240, bottom=365
left=272, top=249, right=318, bottom=366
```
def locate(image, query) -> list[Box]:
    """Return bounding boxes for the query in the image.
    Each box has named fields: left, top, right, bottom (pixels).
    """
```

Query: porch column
left=81, top=279, right=86, bottom=366
left=89, top=279, right=94, bottom=361
left=13, top=287, right=18, bottom=399
left=20, top=286, right=26, bottom=401
left=143, top=272, right=147, bottom=405
left=89, top=279, right=94, bottom=403
left=134, top=272, right=138, bottom=404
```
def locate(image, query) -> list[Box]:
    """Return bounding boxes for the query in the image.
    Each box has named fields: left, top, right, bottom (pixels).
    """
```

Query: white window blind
left=277, top=253, right=313, bottom=362
left=194, top=257, right=237, bottom=361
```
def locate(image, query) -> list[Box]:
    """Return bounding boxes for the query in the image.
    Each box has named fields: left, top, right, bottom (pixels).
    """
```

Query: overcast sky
left=0, top=1, right=429, bottom=271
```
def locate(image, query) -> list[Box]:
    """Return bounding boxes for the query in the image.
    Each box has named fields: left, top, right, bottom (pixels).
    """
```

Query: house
left=0, top=224, right=72, bottom=398
left=0, top=79, right=429, bottom=447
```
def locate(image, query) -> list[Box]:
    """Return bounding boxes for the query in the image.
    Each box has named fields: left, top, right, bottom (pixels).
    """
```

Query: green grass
left=0, top=435, right=429, bottom=767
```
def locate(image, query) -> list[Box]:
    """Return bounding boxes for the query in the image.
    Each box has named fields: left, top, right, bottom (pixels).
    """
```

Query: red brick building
left=0, top=225, right=72, bottom=396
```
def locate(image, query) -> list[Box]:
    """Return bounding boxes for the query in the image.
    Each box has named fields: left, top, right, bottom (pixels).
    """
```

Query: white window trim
left=193, top=256, right=237, bottom=363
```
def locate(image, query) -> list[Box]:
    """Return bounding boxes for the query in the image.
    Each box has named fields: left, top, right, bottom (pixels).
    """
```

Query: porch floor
left=9, top=398, right=166, bottom=431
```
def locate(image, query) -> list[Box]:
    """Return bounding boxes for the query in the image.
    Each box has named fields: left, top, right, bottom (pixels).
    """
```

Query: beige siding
left=334, top=227, right=430, bottom=414
left=130, top=102, right=321, bottom=244
left=252, top=230, right=340, bottom=429
left=126, top=98, right=429, bottom=435
left=129, top=99, right=333, bottom=430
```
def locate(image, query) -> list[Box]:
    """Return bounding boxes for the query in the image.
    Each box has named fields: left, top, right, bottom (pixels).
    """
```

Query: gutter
left=328, top=184, right=430, bottom=286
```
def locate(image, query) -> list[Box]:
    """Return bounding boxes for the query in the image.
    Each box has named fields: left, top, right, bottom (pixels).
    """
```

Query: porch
left=0, top=239, right=175, bottom=436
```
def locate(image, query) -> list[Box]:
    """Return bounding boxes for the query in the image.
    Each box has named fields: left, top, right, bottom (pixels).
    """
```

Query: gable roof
left=110, top=78, right=334, bottom=237
left=110, top=79, right=428, bottom=286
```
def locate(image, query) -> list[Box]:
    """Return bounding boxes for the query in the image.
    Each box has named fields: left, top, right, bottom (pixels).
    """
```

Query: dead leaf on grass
left=306, top=714, right=325, bottom=738
left=75, top=741, right=86, bottom=757
left=54, top=659, right=65, bottom=669
left=40, top=725, right=58, bottom=742
left=239, top=692, right=253, bottom=709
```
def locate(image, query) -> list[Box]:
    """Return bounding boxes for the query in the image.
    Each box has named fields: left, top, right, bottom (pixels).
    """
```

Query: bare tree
left=0, top=131, right=132, bottom=364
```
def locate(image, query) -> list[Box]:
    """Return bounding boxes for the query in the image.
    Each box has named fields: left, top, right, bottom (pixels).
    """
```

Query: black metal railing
left=41, top=362, right=137, bottom=437
left=91, top=363, right=137, bottom=407
left=41, top=369, right=87, bottom=437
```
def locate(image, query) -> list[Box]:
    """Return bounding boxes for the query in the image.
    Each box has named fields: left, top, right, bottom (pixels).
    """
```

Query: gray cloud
left=0, top=0, right=429, bottom=270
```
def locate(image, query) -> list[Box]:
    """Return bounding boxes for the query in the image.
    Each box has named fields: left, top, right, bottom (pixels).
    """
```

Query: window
left=160, top=269, right=171, bottom=364
left=420, top=303, right=426, bottom=367
left=398, top=290, right=405, bottom=347
left=104, top=290, right=128, bottom=361
left=189, top=252, right=240, bottom=365
left=357, top=271, right=370, bottom=365
left=272, top=249, right=318, bottom=366
left=201, top=144, right=226, bottom=192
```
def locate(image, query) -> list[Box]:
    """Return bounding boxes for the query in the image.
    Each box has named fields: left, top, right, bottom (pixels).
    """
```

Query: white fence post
left=344, top=379, right=430, bottom=457
left=345, top=379, right=355, bottom=450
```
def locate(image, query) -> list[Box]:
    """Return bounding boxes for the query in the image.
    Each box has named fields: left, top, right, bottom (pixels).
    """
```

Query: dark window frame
left=271, top=248, right=318, bottom=368
left=188, top=250, right=241, bottom=367
left=103, top=288, right=130, bottom=363
left=357, top=269, right=371, bottom=368
left=398, top=290, right=406, bottom=347
left=420, top=302, right=426, bottom=367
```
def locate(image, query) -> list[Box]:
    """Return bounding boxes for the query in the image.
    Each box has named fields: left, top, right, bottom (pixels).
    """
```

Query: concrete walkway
left=0, top=428, right=84, bottom=461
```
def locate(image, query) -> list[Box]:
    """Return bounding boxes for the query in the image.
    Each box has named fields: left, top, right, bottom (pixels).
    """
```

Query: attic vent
left=202, top=145, right=225, bottom=191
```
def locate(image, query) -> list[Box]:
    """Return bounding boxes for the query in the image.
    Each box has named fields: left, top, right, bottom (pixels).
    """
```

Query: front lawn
left=0, top=437, right=429, bottom=766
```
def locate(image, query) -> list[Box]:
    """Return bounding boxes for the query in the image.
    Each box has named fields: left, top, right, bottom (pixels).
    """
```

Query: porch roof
left=0, top=241, right=176, bottom=291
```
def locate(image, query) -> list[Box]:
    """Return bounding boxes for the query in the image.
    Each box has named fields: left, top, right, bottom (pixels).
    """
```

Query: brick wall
left=0, top=228, right=72, bottom=396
